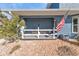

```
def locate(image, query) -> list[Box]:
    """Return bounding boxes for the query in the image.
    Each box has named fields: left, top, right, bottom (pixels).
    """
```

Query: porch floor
left=23, top=34, right=57, bottom=39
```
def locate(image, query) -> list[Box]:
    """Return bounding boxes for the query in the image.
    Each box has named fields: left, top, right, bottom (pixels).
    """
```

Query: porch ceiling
left=12, top=9, right=79, bottom=16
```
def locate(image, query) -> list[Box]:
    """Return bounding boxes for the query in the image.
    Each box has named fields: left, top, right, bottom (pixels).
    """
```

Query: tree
left=0, top=12, right=25, bottom=39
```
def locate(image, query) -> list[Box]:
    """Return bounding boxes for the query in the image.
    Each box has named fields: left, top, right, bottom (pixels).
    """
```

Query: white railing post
left=53, top=19, right=56, bottom=39
left=21, top=26, right=24, bottom=39
left=53, top=29, right=56, bottom=39
left=38, top=26, right=40, bottom=39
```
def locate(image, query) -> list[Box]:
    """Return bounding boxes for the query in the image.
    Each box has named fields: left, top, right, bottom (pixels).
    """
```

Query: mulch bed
left=0, top=39, right=79, bottom=56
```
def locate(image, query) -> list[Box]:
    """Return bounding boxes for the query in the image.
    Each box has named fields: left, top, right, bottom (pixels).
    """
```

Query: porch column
left=38, top=26, right=40, bottom=39
left=53, top=19, right=56, bottom=39
left=21, top=26, right=24, bottom=39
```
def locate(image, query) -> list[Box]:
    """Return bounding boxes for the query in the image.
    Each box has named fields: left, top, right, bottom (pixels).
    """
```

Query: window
left=72, top=18, right=78, bottom=33
left=47, top=3, right=59, bottom=9
left=51, top=3, right=59, bottom=9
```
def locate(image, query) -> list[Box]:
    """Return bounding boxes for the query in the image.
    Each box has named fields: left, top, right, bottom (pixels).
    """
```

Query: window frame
left=72, top=16, right=79, bottom=33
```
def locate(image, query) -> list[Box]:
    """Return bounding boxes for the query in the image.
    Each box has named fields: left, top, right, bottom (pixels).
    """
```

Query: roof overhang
left=12, top=9, right=79, bottom=16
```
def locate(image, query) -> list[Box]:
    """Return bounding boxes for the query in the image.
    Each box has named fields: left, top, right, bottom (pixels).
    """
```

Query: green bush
left=0, top=13, right=24, bottom=40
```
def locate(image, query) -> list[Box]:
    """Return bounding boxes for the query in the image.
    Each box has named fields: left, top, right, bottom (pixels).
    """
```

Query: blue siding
left=48, top=3, right=79, bottom=9
left=60, top=3, right=79, bottom=9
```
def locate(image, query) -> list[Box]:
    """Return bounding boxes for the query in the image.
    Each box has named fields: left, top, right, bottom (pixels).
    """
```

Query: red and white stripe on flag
left=56, top=17, right=65, bottom=32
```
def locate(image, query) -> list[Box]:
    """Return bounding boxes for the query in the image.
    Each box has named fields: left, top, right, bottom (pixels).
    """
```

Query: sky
left=0, top=3, right=48, bottom=9
left=0, top=3, right=48, bottom=20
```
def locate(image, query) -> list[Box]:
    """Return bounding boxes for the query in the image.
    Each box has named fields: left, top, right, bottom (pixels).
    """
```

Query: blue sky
left=0, top=3, right=48, bottom=9
left=0, top=3, right=48, bottom=19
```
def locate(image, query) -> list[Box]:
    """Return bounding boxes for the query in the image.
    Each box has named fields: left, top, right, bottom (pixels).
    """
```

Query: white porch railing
left=20, top=26, right=57, bottom=39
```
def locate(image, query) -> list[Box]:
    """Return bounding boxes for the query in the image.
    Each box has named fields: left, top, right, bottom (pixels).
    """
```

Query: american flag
left=56, top=10, right=70, bottom=32
left=56, top=17, right=65, bottom=32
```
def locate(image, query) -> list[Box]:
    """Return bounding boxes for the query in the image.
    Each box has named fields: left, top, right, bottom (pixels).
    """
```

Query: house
left=10, top=3, right=79, bottom=39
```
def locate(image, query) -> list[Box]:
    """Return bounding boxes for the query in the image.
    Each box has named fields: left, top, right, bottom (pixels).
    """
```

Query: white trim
left=2, top=9, right=79, bottom=11
left=23, top=29, right=55, bottom=31
left=12, top=10, right=79, bottom=16
left=72, top=16, right=79, bottom=33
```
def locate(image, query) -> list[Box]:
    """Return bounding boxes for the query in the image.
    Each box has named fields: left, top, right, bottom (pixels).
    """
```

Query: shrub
left=0, top=13, right=24, bottom=40
left=57, top=46, right=77, bottom=56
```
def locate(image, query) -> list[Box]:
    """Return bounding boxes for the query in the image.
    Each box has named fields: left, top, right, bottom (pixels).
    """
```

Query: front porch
left=19, top=14, right=58, bottom=39
left=20, top=26, right=57, bottom=39
left=12, top=9, right=79, bottom=39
